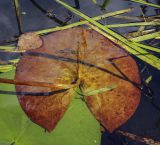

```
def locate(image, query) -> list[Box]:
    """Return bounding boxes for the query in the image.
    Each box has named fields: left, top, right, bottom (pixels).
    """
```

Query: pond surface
left=0, top=0, right=160, bottom=145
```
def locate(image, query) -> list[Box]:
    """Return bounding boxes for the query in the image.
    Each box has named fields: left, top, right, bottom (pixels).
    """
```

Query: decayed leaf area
left=15, top=27, right=141, bottom=133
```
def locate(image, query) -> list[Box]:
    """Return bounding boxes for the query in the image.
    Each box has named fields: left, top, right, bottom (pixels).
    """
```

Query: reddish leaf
left=15, top=27, right=141, bottom=132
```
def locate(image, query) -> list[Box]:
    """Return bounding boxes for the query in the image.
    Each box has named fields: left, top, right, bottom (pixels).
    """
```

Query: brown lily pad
left=15, top=27, right=141, bottom=133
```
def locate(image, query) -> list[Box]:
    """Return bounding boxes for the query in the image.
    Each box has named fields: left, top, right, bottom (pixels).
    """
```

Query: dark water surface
left=0, top=0, right=160, bottom=145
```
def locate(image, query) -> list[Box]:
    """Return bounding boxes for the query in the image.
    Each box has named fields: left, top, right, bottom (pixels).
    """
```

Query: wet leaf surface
left=15, top=27, right=141, bottom=133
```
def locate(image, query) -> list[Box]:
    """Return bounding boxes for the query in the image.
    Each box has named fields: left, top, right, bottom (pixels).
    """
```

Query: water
left=0, top=0, right=160, bottom=145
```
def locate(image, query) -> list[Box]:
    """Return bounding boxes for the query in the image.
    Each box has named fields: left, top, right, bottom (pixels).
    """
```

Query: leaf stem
left=0, top=78, right=75, bottom=89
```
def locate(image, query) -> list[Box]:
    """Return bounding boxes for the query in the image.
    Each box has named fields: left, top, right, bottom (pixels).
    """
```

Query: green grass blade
left=0, top=46, right=16, bottom=50
left=125, top=29, right=156, bottom=38
left=130, top=0, right=160, bottom=8
left=0, top=46, right=25, bottom=52
left=10, top=59, right=19, bottom=64
left=105, top=21, right=160, bottom=28
left=130, top=31, right=160, bottom=42
left=0, top=59, right=19, bottom=72
left=36, top=8, right=133, bottom=35
left=0, top=65, right=15, bottom=73
left=13, top=0, right=23, bottom=33
left=133, top=43, right=160, bottom=53
left=83, top=85, right=116, bottom=96
left=55, top=0, right=160, bottom=70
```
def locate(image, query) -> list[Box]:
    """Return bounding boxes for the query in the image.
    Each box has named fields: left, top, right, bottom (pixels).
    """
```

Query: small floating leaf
left=145, top=76, right=152, bottom=85
left=91, top=0, right=97, bottom=4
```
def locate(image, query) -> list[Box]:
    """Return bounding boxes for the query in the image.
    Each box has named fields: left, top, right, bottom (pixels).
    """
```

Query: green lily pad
left=0, top=70, right=101, bottom=145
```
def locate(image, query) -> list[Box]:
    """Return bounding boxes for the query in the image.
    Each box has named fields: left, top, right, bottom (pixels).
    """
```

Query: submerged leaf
left=15, top=27, right=141, bottom=133
left=145, top=76, right=152, bottom=85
